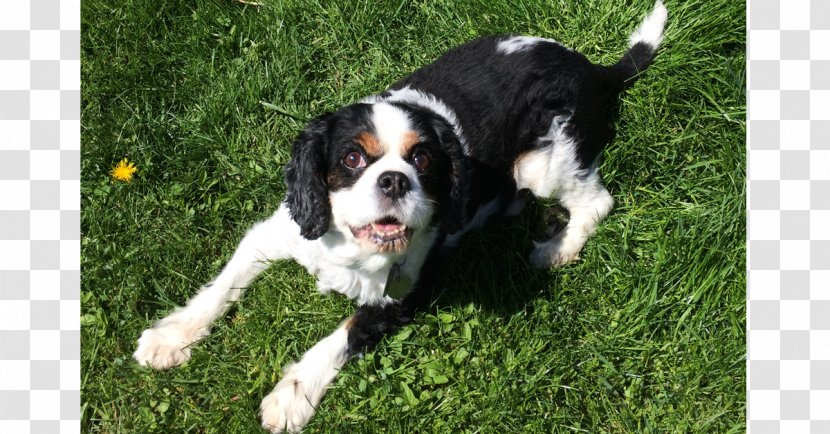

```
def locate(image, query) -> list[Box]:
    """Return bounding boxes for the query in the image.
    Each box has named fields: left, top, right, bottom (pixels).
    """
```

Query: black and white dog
left=134, top=2, right=667, bottom=432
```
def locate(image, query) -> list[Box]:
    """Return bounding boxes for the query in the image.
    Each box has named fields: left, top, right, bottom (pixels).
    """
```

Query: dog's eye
left=413, top=151, right=430, bottom=171
left=342, top=151, right=366, bottom=169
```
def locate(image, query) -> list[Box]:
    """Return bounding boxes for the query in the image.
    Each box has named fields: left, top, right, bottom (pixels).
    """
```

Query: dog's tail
left=604, top=0, right=668, bottom=91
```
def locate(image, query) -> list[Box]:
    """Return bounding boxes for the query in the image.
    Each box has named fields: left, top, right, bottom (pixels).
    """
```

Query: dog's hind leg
left=528, top=170, right=614, bottom=267
left=513, top=116, right=614, bottom=268
left=133, top=206, right=294, bottom=369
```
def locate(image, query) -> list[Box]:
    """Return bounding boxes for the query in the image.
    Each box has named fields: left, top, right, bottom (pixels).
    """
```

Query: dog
left=133, top=2, right=667, bottom=432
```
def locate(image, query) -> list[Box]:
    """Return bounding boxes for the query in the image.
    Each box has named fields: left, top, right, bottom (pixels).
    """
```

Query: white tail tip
left=629, top=0, right=668, bottom=49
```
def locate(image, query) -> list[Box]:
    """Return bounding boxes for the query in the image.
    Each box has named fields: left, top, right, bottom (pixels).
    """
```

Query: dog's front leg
left=260, top=299, right=416, bottom=433
left=259, top=318, right=352, bottom=433
left=134, top=206, right=296, bottom=369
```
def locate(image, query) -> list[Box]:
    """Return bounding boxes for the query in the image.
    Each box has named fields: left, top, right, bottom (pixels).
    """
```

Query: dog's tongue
left=372, top=217, right=404, bottom=233
left=373, top=222, right=403, bottom=232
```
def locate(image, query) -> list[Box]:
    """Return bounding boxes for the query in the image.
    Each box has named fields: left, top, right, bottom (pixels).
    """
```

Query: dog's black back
left=388, top=35, right=658, bottom=213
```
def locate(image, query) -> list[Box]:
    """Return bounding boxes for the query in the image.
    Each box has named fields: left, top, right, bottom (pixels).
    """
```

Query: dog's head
left=284, top=102, right=467, bottom=254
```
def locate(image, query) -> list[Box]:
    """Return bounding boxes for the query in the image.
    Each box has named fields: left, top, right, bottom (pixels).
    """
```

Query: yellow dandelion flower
left=110, top=158, right=138, bottom=182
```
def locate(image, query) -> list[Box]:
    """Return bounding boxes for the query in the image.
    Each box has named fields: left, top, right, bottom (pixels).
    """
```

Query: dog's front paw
left=260, top=365, right=317, bottom=433
left=133, top=320, right=199, bottom=369
left=530, top=237, right=582, bottom=268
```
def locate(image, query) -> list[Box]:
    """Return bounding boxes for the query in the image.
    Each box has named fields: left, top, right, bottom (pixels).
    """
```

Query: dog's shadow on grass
left=428, top=200, right=562, bottom=317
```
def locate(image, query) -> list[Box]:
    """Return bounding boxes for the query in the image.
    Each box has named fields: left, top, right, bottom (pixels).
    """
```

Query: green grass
left=81, top=0, right=745, bottom=432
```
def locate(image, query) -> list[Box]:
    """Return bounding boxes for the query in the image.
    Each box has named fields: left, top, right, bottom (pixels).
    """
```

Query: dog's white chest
left=285, top=224, right=397, bottom=305
left=312, top=265, right=388, bottom=305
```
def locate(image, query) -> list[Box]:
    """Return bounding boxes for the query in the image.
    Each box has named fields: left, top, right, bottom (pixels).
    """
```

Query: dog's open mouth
left=350, top=216, right=412, bottom=252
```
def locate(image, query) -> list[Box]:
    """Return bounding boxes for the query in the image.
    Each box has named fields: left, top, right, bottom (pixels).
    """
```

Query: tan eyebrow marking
left=400, top=131, right=421, bottom=156
left=355, top=132, right=382, bottom=157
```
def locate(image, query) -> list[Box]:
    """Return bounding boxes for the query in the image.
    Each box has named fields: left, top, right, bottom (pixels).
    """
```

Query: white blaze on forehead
left=363, top=86, right=470, bottom=155
left=371, top=102, right=414, bottom=155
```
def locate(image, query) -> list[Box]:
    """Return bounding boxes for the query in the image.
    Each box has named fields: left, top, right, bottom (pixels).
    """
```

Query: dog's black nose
left=377, top=171, right=411, bottom=199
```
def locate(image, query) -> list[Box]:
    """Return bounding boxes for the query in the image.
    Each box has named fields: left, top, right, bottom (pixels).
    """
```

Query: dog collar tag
left=384, top=262, right=413, bottom=300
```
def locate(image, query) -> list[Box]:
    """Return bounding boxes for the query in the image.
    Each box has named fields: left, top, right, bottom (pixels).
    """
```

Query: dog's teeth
left=368, top=223, right=407, bottom=237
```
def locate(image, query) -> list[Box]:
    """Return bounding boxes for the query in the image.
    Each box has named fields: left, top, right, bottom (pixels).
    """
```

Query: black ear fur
left=284, top=113, right=333, bottom=240
left=431, top=117, right=468, bottom=234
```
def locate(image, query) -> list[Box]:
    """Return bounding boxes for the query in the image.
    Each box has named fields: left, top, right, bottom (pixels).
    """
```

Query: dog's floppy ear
left=431, top=117, right=468, bottom=234
left=285, top=113, right=333, bottom=240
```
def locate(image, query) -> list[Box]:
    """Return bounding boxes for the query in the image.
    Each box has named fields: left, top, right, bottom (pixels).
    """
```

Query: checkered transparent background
left=748, top=0, right=830, bottom=432
left=0, top=0, right=80, bottom=433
